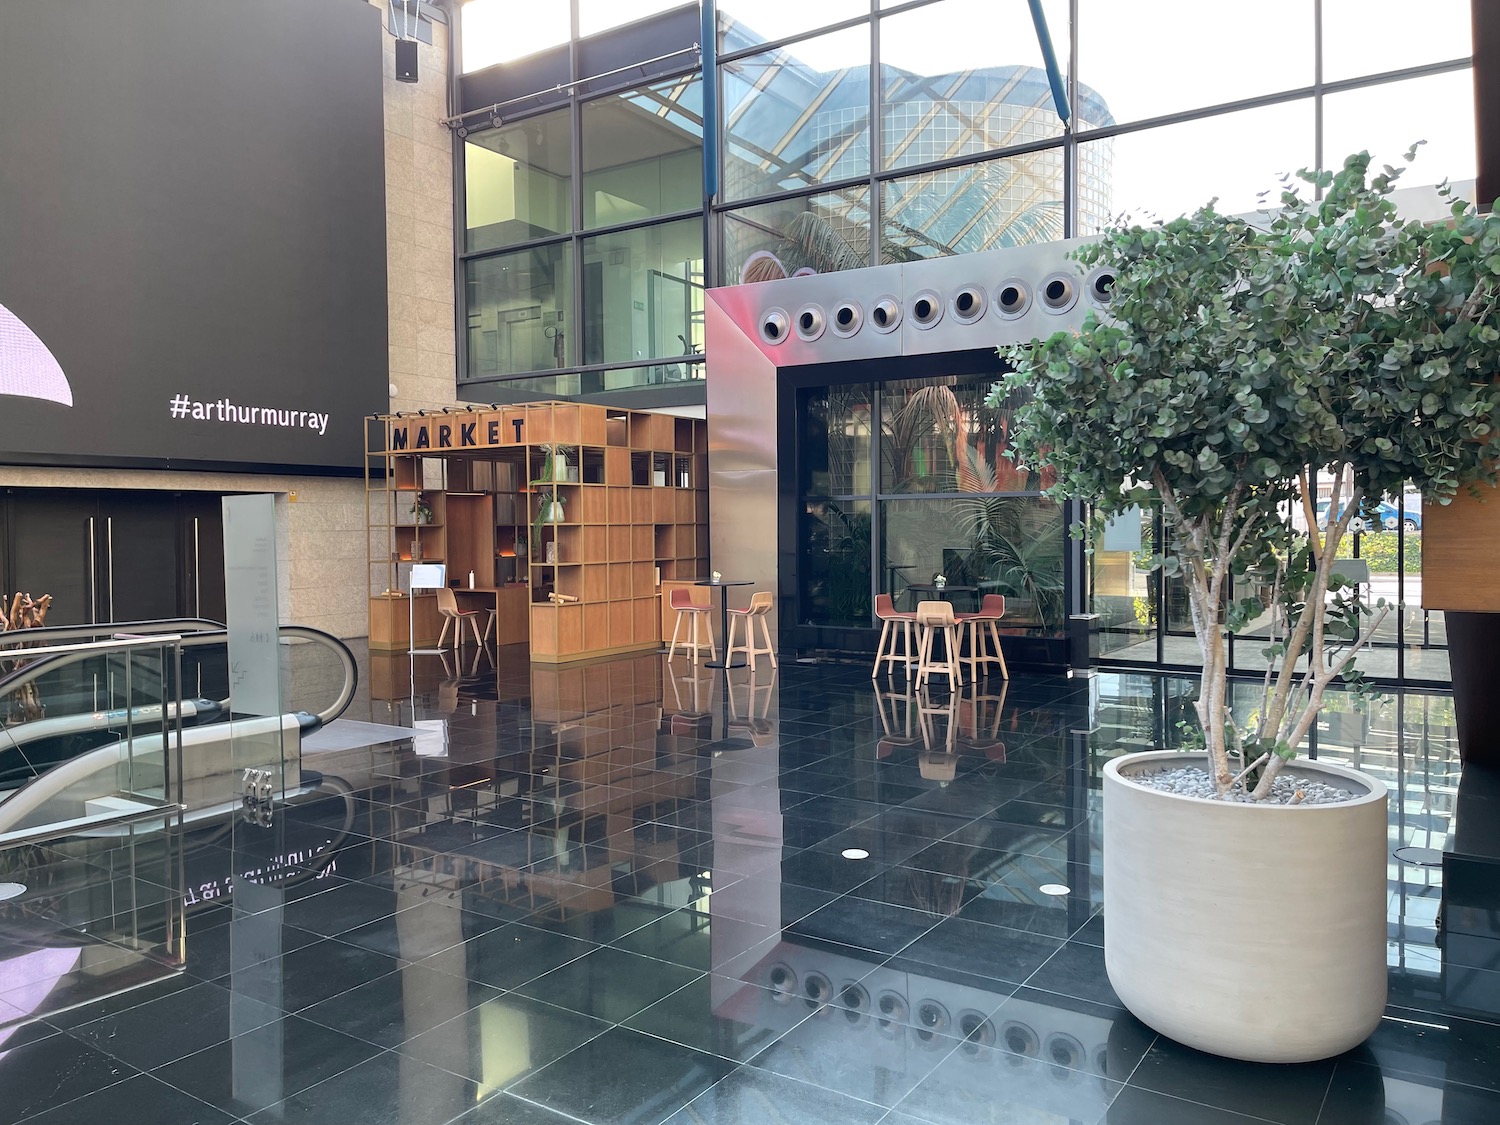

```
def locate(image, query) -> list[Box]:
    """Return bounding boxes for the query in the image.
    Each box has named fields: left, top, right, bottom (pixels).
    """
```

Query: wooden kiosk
left=367, top=402, right=708, bottom=661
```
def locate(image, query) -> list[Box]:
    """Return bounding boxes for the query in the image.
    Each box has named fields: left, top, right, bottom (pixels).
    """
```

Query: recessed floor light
left=0, top=883, right=27, bottom=901
left=1039, top=883, right=1070, bottom=896
left=841, top=848, right=871, bottom=861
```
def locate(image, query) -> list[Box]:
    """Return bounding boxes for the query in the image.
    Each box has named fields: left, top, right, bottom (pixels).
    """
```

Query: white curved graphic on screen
left=0, top=301, right=73, bottom=406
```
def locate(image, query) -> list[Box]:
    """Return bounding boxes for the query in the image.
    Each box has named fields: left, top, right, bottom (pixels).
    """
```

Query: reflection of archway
left=0, top=302, right=72, bottom=406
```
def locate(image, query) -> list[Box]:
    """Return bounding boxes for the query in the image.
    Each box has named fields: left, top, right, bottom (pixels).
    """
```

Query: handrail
left=0, top=623, right=358, bottom=728
left=0, top=618, right=223, bottom=651
left=280, top=626, right=360, bottom=727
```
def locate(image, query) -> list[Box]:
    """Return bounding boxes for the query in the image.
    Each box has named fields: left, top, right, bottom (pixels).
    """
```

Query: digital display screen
left=0, top=0, right=389, bottom=471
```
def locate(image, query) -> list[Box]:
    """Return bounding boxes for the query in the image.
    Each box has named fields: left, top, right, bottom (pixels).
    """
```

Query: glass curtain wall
left=461, top=70, right=705, bottom=395
left=796, top=371, right=1065, bottom=639
left=457, top=0, right=1474, bottom=680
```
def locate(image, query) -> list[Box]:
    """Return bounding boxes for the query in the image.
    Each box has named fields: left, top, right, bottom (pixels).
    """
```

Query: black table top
left=695, top=578, right=756, bottom=587
left=906, top=583, right=977, bottom=593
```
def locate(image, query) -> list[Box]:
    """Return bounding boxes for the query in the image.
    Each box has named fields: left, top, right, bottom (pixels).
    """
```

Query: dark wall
left=0, top=0, right=388, bottom=472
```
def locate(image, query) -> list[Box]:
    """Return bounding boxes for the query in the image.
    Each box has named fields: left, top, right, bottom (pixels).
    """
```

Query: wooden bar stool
left=913, top=600, right=963, bottom=688
left=872, top=593, right=917, bottom=678
left=436, top=587, right=484, bottom=649
left=726, top=591, right=777, bottom=671
left=667, top=587, right=716, bottom=664
left=956, top=594, right=1009, bottom=681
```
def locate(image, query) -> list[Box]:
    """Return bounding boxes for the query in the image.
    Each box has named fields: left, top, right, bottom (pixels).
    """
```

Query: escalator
left=0, top=618, right=359, bottom=837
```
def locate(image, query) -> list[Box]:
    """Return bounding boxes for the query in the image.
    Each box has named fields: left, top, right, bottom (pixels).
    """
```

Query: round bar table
left=696, top=578, right=755, bottom=669
left=904, top=583, right=977, bottom=611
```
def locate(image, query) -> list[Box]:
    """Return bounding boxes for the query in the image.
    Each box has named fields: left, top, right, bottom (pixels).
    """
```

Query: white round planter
left=1103, top=750, right=1388, bottom=1063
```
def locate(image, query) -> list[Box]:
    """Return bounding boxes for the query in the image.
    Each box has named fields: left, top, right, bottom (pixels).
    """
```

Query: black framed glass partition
left=1091, top=487, right=1449, bottom=688
left=785, top=360, right=1069, bottom=662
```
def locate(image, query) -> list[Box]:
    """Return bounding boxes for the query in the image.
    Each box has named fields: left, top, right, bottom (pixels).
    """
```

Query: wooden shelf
left=368, top=402, right=708, bottom=661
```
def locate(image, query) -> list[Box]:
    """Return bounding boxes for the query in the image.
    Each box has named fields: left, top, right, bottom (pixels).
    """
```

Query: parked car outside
left=1315, top=495, right=1422, bottom=533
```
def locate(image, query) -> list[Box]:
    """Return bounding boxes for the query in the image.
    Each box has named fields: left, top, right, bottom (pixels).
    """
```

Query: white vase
left=1103, top=750, right=1388, bottom=1063
left=541, top=500, right=565, bottom=523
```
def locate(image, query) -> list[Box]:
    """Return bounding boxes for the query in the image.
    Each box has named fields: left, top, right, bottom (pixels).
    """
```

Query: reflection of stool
left=957, top=680, right=1009, bottom=762
left=955, top=594, right=1008, bottom=681
left=667, top=588, right=716, bottom=664
left=874, top=684, right=920, bottom=760
left=726, top=592, right=777, bottom=671
left=914, top=601, right=962, bottom=688
left=872, top=594, right=917, bottom=679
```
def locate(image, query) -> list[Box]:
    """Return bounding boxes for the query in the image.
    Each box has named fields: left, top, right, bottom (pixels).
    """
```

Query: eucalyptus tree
left=995, top=151, right=1500, bottom=797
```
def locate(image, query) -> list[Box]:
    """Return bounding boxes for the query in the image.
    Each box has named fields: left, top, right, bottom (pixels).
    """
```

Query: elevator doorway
left=1, top=489, right=228, bottom=626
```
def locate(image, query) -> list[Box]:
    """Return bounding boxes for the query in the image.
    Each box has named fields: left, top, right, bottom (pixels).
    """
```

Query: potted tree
left=997, top=152, right=1500, bottom=1063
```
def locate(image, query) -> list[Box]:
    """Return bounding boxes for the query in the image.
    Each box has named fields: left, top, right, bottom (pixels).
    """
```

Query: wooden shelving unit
left=366, top=403, right=708, bottom=661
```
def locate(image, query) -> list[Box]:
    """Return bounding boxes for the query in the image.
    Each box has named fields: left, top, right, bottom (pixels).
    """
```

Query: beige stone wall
left=377, top=0, right=460, bottom=415
left=5, top=8, right=459, bottom=641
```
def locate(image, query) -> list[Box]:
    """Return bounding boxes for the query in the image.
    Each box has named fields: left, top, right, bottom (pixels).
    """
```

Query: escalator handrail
left=0, top=623, right=358, bottom=728
left=0, top=618, right=225, bottom=651
left=280, top=625, right=360, bottom=727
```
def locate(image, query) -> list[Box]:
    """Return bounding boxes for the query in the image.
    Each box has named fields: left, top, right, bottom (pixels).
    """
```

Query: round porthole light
left=841, top=848, right=871, bottom=861
left=0, top=883, right=27, bottom=901
left=1039, top=883, right=1070, bottom=896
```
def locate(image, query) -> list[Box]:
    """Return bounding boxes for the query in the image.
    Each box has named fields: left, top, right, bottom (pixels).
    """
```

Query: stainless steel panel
left=704, top=241, right=1101, bottom=655
left=705, top=295, right=780, bottom=475
left=707, top=468, right=779, bottom=639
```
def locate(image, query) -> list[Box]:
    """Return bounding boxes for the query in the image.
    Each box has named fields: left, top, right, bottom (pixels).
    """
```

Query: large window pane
left=722, top=187, right=871, bottom=284
left=580, top=219, right=704, bottom=367
left=722, top=25, right=871, bottom=201
left=881, top=150, right=1064, bottom=259
left=1077, top=99, right=1314, bottom=233
left=465, top=244, right=573, bottom=378
left=1323, top=71, right=1476, bottom=193
left=1092, top=507, right=1157, bottom=660
left=719, top=1, right=869, bottom=54
left=1322, top=1, right=1471, bottom=83
left=461, top=0, right=570, bottom=72
left=464, top=108, right=572, bottom=251
left=801, top=498, right=872, bottom=628
left=880, top=375, right=1048, bottom=495
left=800, top=384, right=873, bottom=497
left=1077, top=0, right=1311, bottom=126
left=880, top=0, right=1067, bottom=171
left=579, top=0, right=689, bottom=38
left=881, top=496, right=1065, bottom=634
left=582, top=75, right=703, bottom=228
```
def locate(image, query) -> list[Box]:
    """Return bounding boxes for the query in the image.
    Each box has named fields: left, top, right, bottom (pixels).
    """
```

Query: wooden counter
left=454, top=584, right=530, bottom=646
left=369, top=593, right=442, bottom=651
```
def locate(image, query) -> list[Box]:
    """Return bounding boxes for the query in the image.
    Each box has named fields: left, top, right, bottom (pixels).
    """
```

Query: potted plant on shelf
left=411, top=493, right=433, bottom=525
left=514, top=532, right=528, bottom=558
left=996, top=151, right=1500, bottom=1063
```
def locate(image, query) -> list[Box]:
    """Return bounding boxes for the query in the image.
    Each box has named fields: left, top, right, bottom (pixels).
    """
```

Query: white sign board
left=408, top=564, right=446, bottom=591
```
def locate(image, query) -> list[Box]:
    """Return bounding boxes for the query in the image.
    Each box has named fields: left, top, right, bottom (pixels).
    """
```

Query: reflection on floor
left=0, top=644, right=1491, bottom=1125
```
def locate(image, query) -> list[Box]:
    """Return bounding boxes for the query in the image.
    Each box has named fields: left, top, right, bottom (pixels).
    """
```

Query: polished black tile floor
left=2, top=646, right=1490, bottom=1124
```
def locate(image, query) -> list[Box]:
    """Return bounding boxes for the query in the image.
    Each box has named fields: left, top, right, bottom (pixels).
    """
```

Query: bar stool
left=956, top=594, right=1009, bottom=681
left=872, top=593, right=917, bottom=678
left=913, top=600, right=963, bottom=688
left=436, top=587, right=484, bottom=649
left=667, top=587, right=716, bottom=664
left=726, top=591, right=777, bottom=671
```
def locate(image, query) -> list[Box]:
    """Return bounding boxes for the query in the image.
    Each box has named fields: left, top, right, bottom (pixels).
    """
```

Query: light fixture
left=0, top=883, right=26, bottom=901
left=841, top=848, right=870, bottom=861
left=1038, top=883, right=1070, bottom=896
